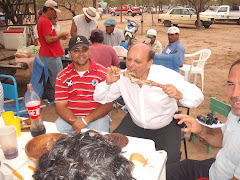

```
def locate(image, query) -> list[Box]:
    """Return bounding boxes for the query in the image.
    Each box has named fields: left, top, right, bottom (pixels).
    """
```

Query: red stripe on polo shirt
left=55, top=59, right=107, bottom=117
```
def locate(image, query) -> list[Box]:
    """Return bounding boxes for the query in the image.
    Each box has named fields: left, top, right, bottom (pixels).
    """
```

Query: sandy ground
left=2, top=13, right=240, bottom=161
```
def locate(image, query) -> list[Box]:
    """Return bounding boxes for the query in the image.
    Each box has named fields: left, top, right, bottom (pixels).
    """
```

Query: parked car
left=158, top=7, right=215, bottom=28
left=200, top=5, right=240, bottom=24
left=110, top=5, right=142, bottom=16
left=159, top=5, right=171, bottom=14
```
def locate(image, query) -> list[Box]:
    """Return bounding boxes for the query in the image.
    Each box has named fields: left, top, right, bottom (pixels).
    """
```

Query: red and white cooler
left=3, top=26, right=27, bottom=50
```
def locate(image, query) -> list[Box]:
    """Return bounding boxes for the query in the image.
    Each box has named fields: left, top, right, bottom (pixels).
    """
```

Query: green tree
left=57, top=0, right=88, bottom=17
left=0, top=0, right=37, bottom=25
left=178, top=0, right=211, bottom=28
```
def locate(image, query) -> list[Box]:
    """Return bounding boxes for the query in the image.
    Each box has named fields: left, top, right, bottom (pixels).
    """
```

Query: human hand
left=71, top=118, right=86, bottom=133
left=174, top=114, right=203, bottom=134
left=162, top=84, right=183, bottom=100
left=60, top=32, right=69, bottom=40
left=106, top=66, right=121, bottom=85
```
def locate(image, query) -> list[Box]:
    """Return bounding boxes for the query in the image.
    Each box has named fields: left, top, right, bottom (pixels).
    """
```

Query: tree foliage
left=177, top=0, right=211, bottom=27
left=57, top=0, right=88, bottom=17
left=0, top=0, right=37, bottom=25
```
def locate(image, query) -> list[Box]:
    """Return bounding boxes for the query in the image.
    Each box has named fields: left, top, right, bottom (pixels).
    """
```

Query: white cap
left=146, top=29, right=157, bottom=37
left=167, top=26, right=180, bottom=34
left=44, top=0, right=61, bottom=13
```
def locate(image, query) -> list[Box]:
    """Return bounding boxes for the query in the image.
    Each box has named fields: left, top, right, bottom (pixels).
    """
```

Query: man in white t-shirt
left=70, top=7, right=99, bottom=40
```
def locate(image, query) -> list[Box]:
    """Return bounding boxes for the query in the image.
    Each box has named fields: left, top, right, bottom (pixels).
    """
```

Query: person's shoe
left=117, top=97, right=125, bottom=106
left=48, top=101, right=55, bottom=106
left=121, top=105, right=128, bottom=113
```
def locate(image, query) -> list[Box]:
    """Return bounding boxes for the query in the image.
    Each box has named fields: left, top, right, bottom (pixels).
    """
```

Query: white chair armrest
left=185, top=53, right=200, bottom=58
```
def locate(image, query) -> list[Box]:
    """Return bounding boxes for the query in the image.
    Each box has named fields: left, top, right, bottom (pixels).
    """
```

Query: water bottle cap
left=27, top=84, right=33, bottom=88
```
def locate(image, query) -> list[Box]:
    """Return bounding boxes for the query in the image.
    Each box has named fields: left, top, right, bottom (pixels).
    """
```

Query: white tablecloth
left=0, top=117, right=167, bottom=180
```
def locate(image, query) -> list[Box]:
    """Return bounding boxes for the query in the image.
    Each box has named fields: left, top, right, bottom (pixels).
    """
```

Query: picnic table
left=0, top=117, right=168, bottom=180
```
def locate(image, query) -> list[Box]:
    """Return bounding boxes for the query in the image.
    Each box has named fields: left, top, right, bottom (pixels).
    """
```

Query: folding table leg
left=207, top=144, right=212, bottom=154
left=192, top=133, right=197, bottom=143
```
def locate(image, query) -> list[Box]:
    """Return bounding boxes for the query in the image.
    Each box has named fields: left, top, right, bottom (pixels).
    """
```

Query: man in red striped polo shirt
left=55, top=36, right=113, bottom=133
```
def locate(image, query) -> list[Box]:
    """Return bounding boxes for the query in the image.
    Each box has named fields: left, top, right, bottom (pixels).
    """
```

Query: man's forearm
left=84, top=102, right=113, bottom=124
left=56, top=105, right=76, bottom=125
left=198, top=126, right=223, bottom=147
left=45, top=35, right=61, bottom=44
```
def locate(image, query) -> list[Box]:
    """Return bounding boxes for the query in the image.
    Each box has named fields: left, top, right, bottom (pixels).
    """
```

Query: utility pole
left=120, top=0, right=122, bottom=23
left=93, top=0, right=96, bottom=8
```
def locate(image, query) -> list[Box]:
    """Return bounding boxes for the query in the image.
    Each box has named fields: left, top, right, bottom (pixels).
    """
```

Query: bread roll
left=130, top=153, right=147, bottom=167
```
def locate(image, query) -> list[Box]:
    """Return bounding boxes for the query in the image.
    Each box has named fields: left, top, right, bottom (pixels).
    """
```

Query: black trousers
left=166, top=158, right=215, bottom=180
left=113, top=113, right=181, bottom=164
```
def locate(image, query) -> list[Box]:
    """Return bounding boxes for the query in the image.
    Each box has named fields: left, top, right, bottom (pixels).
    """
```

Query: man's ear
left=89, top=48, right=91, bottom=56
left=68, top=51, right=72, bottom=58
left=147, top=59, right=154, bottom=68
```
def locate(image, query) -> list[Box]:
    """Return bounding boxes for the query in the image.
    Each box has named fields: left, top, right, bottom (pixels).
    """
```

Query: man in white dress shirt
left=93, top=43, right=203, bottom=164
left=70, top=7, right=99, bottom=40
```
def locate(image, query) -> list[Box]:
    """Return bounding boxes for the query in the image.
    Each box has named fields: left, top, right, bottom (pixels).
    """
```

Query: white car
left=158, top=8, right=215, bottom=28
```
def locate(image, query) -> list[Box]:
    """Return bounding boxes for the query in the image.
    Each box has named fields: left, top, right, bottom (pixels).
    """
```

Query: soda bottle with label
left=25, top=84, right=46, bottom=137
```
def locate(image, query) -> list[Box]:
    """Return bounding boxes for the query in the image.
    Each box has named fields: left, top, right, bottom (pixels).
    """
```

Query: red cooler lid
left=3, top=30, right=24, bottom=33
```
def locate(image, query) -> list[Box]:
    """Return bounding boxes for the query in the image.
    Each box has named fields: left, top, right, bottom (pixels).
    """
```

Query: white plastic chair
left=179, top=49, right=211, bottom=92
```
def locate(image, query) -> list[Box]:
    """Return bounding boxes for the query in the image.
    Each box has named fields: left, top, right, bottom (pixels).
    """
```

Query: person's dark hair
left=229, top=59, right=240, bottom=75
left=90, top=32, right=104, bottom=43
left=33, top=131, right=135, bottom=180
left=42, top=6, right=49, bottom=13
left=148, top=50, right=155, bottom=61
left=127, top=44, right=155, bottom=62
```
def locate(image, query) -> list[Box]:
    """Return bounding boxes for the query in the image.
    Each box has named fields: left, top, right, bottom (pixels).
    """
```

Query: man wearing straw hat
left=71, top=7, right=99, bottom=40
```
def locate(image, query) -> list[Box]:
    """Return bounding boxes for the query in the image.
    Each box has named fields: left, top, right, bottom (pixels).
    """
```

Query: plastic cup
left=0, top=126, right=18, bottom=159
left=8, top=117, right=21, bottom=137
left=2, top=111, right=14, bottom=126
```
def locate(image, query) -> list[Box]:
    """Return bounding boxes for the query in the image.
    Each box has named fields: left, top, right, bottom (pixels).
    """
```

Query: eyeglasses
left=71, top=47, right=88, bottom=54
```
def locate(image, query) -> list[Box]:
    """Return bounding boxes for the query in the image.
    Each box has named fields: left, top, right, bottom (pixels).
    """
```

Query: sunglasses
left=71, top=47, right=88, bottom=54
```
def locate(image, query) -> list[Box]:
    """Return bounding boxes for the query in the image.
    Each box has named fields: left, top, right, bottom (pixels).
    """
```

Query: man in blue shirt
left=162, top=26, right=185, bottom=67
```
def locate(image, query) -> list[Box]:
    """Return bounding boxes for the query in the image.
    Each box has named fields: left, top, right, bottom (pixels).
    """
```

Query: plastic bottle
left=25, top=84, right=46, bottom=137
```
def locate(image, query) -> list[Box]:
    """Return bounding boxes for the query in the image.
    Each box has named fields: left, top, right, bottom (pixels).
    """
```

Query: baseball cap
left=44, top=0, right=61, bottom=13
left=90, top=29, right=104, bottom=38
left=146, top=29, right=157, bottom=38
left=167, top=26, right=180, bottom=34
left=68, top=36, right=89, bottom=51
left=104, top=19, right=116, bottom=26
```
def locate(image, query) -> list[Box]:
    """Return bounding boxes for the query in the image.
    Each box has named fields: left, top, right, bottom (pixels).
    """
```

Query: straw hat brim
left=83, top=8, right=100, bottom=21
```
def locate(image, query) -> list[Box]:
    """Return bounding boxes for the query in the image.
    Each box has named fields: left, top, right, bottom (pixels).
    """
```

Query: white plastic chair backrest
left=185, top=49, right=211, bottom=69
left=197, top=49, right=211, bottom=69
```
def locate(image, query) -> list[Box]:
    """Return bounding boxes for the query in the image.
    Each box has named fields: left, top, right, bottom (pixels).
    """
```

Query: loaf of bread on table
left=130, top=153, right=147, bottom=167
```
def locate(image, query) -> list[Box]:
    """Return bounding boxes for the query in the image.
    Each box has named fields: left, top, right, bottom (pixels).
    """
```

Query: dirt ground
left=1, top=13, right=240, bottom=161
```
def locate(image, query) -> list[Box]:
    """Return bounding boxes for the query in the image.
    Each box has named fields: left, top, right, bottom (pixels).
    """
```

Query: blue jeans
left=55, top=116, right=110, bottom=134
left=39, top=55, right=63, bottom=86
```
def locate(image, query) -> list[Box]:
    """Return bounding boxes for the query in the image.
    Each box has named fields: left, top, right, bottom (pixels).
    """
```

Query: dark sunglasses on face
left=72, top=47, right=88, bottom=54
